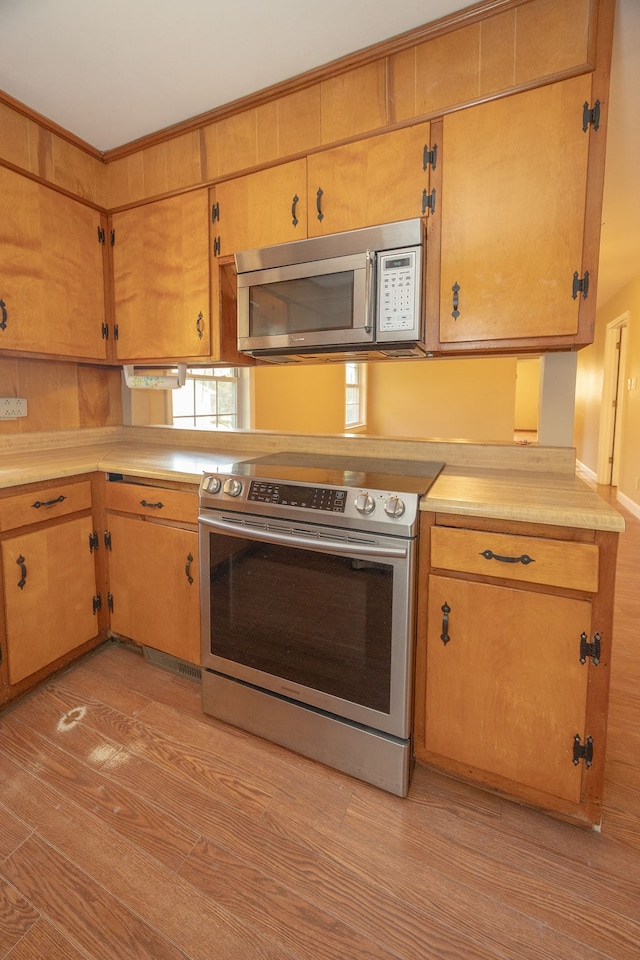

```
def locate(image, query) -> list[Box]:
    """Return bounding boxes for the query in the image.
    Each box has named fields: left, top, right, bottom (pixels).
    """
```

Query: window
left=172, top=368, right=241, bottom=429
left=345, top=362, right=367, bottom=429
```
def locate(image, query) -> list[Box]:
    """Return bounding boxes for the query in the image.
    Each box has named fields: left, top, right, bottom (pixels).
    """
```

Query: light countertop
left=0, top=432, right=625, bottom=533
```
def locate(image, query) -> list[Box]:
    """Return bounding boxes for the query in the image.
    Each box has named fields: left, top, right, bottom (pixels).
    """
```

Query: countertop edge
left=0, top=440, right=626, bottom=533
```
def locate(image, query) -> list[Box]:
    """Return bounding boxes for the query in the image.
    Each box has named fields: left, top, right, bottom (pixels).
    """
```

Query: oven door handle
left=199, top=515, right=410, bottom=559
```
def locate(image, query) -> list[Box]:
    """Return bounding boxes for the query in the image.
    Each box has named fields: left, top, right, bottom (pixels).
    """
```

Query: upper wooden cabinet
left=0, top=166, right=107, bottom=361
left=212, top=160, right=308, bottom=256
left=111, top=188, right=211, bottom=362
left=429, top=74, right=598, bottom=353
left=211, top=123, right=433, bottom=255
left=306, top=123, right=433, bottom=236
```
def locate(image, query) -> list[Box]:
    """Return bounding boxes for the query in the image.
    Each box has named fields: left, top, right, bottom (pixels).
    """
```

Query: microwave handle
left=365, top=250, right=375, bottom=333
left=199, top=514, right=409, bottom=559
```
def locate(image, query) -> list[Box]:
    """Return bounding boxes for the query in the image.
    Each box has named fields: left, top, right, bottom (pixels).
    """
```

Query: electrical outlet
left=0, top=398, right=28, bottom=420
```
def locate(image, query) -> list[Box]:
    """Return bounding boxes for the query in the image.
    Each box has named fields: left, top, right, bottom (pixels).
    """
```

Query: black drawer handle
left=316, top=187, right=324, bottom=222
left=196, top=312, right=205, bottom=340
left=32, top=495, right=66, bottom=509
left=440, top=602, right=451, bottom=645
left=140, top=499, right=164, bottom=509
left=452, top=282, right=460, bottom=320
left=291, top=194, right=299, bottom=227
left=480, top=549, right=535, bottom=565
left=185, top=552, right=194, bottom=585
left=0, top=298, right=7, bottom=331
left=17, top=554, right=27, bottom=590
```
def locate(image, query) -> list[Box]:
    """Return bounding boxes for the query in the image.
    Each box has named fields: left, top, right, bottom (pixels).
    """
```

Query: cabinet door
left=213, top=159, right=308, bottom=255
left=438, top=75, right=592, bottom=346
left=306, top=123, right=431, bottom=236
left=0, top=166, right=107, bottom=360
left=112, top=189, right=210, bottom=361
left=107, top=514, right=200, bottom=665
left=425, top=575, right=591, bottom=804
left=1, top=516, right=98, bottom=685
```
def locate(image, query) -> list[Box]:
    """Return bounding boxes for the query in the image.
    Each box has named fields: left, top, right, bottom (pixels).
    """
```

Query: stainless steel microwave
left=235, top=219, right=425, bottom=362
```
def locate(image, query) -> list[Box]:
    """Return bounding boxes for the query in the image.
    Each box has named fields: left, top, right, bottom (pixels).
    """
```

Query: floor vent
left=142, top=646, right=201, bottom=682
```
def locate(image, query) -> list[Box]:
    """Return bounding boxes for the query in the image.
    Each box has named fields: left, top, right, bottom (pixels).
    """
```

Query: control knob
left=354, top=491, right=376, bottom=515
left=384, top=495, right=406, bottom=518
left=205, top=475, right=221, bottom=493
left=222, top=477, right=243, bottom=497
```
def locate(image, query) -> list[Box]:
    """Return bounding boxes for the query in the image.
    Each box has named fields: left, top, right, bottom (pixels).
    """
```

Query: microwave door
left=237, top=252, right=374, bottom=352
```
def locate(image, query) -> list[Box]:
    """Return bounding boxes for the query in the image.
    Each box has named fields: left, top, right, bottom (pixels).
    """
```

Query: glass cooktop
left=231, top=452, right=445, bottom=496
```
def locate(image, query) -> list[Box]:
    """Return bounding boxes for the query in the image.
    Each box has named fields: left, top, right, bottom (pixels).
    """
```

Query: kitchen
left=1, top=0, right=639, bottom=957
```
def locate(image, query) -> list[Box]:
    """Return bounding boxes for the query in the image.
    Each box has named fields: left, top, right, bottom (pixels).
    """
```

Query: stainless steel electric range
left=198, top=452, right=444, bottom=795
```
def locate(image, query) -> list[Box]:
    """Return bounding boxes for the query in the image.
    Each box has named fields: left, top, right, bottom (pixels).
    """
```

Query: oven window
left=248, top=272, right=354, bottom=337
left=208, top=535, right=393, bottom=713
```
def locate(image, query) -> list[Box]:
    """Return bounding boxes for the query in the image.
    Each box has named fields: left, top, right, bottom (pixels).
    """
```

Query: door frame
left=596, top=312, right=629, bottom=485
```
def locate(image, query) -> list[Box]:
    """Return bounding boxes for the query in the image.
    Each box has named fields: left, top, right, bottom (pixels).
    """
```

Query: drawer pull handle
left=185, top=552, right=194, bottom=585
left=480, top=549, right=535, bottom=565
left=140, top=499, right=164, bottom=509
left=316, top=187, right=324, bottom=222
left=17, top=554, right=27, bottom=590
left=441, top=602, right=451, bottom=645
left=32, top=494, right=66, bottom=509
left=291, top=194, right=299, bottom=227
left=0, top=298, right=7, bottom=331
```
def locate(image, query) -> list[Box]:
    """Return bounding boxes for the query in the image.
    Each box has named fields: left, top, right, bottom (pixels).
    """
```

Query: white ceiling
left=0, top=0, right=637, bottom=308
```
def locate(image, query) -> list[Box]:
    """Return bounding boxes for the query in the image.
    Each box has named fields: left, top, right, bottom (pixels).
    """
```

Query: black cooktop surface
left=231, top=452, right=445, bottom=496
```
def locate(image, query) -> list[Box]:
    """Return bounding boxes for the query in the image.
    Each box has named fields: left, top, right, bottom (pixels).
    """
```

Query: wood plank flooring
left=1, top=490, right=639, bottom=960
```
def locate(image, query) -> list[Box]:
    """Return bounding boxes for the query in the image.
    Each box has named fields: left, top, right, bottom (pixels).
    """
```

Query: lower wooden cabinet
left=104, top=480, right=200, bottom=665
left=415, top=513, right=619, bottom=825
left=0, top=478, right=104, bottom=702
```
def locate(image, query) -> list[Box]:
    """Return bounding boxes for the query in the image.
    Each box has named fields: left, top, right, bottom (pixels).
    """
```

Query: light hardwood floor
left=0, top=490, right=638, bottom=960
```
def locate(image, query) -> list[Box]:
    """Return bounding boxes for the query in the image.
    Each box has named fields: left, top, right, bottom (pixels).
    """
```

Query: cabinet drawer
left=0, top=481, right=92, bottom=532
left=105, top=482, right=197, bottom=524
left=431, top=526, right=599, bottom=592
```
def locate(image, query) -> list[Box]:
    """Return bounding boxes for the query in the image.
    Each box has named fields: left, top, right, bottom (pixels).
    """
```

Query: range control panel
left=248, top=481, right=347, bottom=513
left=199, top=472, right=422, bottom=537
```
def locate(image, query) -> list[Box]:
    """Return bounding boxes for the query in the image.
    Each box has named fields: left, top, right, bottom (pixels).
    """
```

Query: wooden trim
left=580, top=527, right=618, bottom=825
left=413, top=511, right=435, bottom=752
left=0, top=157, right=108, bottom=213
left=577, top=0, right=616, bottom=347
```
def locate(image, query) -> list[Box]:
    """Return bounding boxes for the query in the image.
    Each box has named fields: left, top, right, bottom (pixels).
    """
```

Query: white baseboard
left=576, top=460, right=597, bottom=482
left=616, top=490, right=640, bottom=521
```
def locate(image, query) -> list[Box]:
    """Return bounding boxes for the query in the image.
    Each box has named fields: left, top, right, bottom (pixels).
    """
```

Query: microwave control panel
left=377, top=246, right=421, bottom=339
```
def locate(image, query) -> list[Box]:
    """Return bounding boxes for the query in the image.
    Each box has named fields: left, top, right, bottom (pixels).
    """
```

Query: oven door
left=199, top=512, right=416, bottom=739
left=236, top=251, right=375, bottom=353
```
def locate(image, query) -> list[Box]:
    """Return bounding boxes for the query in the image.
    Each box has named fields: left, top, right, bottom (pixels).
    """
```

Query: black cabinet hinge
left=572, top=270, right=590, bottom=300
left=92, top=593, right=102, bottom=614
left=422, top=188, right=436, bottom=215
left=423, top=144, right=437, bottom=170
left=211, top=202, right=220, bottom=223
left=101, top=322, right=109, bottom=340
left=107, top=592, right=114, bottom=613
left=582, top=100, right=601, bottom=132
left=97, top=226, right=106, bottom=244
left=580, top=631, right=601, bottom=665
left=573, top=734, right=594, bottom=767
left=213, top=236, right=221, bottom=256
left=104, top=530, right=112, bottom=550
left=89, top=531, right=99, bottom=553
